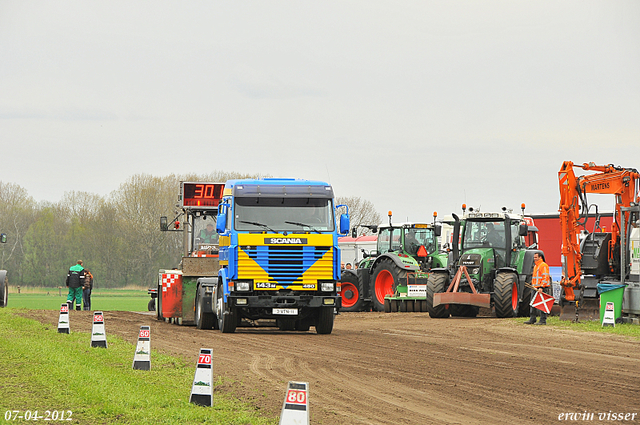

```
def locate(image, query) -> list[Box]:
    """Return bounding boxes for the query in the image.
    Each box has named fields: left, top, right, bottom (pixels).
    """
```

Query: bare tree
left=335, top=196, right=382, bottom=236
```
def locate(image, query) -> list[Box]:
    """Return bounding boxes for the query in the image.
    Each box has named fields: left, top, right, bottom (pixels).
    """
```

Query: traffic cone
left=279, top=382, right=309, bottom=425
left=90, top=311, right=108, bottom=348
left=189, top=348, right=213, bottom=406
left=57, top=303, right=70, bottom=334
left=132, top=326, right=151, bottom=370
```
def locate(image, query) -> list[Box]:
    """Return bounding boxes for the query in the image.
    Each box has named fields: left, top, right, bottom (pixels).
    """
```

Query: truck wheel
left=518, top=285, right=533, bottom=317
left=426, top=273, right=450, bottom=318
left=0, top=274, right=7, bottom=308
left=340, top=272, right=364, bottom=312
left=195, top=290, right=215, bottom=330
left=216, top=284, right=237, bottom=333
left=371, top=259, right=405, bottom=311
left=494, top=272, right=519, bottom=318
left=315, top=306, right=334, bottom=334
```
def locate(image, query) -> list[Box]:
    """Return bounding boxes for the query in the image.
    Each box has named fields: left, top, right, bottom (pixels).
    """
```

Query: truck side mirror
left=340, top=214, right=350, bottom=236
left=519, top=224, right=528, bottom=236
left=160, top=217, right=168, bottom=231
left=434, top=224, right=442, bottom=237
left=0, top=233, right=6, bottom=243
left=216, top=212, right=227, bottom=233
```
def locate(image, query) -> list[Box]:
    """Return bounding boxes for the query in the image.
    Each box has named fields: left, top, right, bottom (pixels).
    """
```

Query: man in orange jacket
left=524, top=252, right=551, bottom=325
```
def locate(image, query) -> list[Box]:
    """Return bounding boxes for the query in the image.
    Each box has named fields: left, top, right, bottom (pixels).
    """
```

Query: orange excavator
left=558, top=161, right=640, bottom=321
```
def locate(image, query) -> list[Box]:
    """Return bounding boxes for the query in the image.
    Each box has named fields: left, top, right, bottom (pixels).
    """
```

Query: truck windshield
left=234, top=197, right=335, bottom=232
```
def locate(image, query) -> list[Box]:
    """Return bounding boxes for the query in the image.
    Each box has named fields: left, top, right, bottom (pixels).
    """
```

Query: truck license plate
left=273, top=308, right=298, bottom=315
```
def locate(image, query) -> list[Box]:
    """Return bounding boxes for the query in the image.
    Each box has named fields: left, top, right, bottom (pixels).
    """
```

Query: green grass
left=6, top=288, right=151, bottom=311
left=0, top=308, right=277, bottom=424
left=542, top=316, right=640, bottom=338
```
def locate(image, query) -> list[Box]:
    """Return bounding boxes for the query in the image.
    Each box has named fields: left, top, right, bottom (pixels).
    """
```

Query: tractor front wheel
left=494, top=272, right=519, bottom=318
left=371, top=259, right=405, bottom=311
left=426, top=273, right=450, bottom=318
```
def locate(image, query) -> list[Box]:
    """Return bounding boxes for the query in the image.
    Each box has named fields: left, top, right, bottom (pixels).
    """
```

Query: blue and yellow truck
left=194, top=178, right=350, bottom=334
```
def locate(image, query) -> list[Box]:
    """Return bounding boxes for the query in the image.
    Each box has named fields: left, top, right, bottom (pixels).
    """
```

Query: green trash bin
left=597, top=284, right=626, bottom=322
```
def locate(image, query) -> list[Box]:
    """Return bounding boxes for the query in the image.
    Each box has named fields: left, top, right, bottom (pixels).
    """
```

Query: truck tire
left=315, top=306, right=334, bottom=334
left=195, top=290, right=215, bottom=330
left=518, top=285, right=533, bottom=317
left=147, top=299, right=156, bottom=311
left=494, top=272, right=519, bottom=318
left=216, top=284, right=237, bottom=333
left=426, top=273, right=450, bottom=318
left=0, top=274, right=7, bottom=308
left=371, top=258, right=405, bottom=312
left=340, top=272, right=364, bottom=312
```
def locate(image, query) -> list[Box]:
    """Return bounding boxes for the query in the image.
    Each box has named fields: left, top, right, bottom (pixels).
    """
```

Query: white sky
left=1, top=1, right=639, bottom=221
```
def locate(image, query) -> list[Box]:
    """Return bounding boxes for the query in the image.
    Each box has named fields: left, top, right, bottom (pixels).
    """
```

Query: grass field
left=0, top=308, right=276, bottom=424
left=6, top=287, right=151, bottom=311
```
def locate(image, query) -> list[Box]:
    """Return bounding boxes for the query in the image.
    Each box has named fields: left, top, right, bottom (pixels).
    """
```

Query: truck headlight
left=321, top=282, right=334, bottom=292
left=236, top=281, right=251, bottom=291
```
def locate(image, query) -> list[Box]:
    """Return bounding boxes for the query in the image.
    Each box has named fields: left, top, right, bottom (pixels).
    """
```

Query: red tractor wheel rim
left=340, top=282, right=359, bottom=308
left=511, top=280, right=518, bottom=311
left=375, top=270, right=394, bottom=304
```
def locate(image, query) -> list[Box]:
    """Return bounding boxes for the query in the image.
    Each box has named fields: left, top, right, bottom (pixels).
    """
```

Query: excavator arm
left=558, top=161, right=639, bottom=302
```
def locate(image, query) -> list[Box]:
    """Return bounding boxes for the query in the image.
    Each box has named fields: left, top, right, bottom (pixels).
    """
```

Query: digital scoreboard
left=180, top=182, right=225, bottom=208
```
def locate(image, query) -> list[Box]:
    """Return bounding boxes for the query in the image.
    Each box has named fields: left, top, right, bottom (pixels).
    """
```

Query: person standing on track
left=524, top=252, right=551, bottom=325
left=83, top=269, right=93, bottom=311
left=66, top=260, right=86, bottom=311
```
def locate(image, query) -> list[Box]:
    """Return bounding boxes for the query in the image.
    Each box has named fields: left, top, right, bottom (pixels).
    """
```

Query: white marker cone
left=189, top=348, right=213, bottom=406
left=57, top=303, right=70, bottom=334
left=90, top=311, right=108, bottom=348
left=279, top=381, right=309, bottom=425
left=132, top=326, right=151, bottom=370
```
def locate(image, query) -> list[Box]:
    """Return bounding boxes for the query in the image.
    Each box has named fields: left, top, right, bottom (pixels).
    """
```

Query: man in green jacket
left=66, top=260, right=86, bottom=311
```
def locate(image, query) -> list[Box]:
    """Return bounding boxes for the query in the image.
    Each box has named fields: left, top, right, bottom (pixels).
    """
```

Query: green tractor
left=426, top=205, right=543, bottom=318
left=341, top=212, right=447, bottom=312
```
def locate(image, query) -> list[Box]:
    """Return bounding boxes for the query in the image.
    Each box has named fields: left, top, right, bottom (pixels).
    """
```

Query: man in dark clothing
left=83, top=269, right=93, bottom=311
left=66, top=260, right=86, bottom=311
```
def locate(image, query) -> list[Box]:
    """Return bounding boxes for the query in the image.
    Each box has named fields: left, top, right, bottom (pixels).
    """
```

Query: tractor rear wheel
left=426, top=273, right=450, bottom=318
left=371, top=258, right=405, bottom=311
left=340, top=272, right=363, bottom=312
left=494, top=272, right=519, bottom=318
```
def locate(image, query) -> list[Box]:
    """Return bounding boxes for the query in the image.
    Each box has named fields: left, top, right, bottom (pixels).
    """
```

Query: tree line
left=0, top=174, right=381, bottom=288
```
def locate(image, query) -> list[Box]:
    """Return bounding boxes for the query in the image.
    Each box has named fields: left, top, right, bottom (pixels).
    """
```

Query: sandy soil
left=28, top=309, right=640, bottom=425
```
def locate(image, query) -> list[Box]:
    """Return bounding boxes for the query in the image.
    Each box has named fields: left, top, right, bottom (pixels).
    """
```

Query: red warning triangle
left=416, top=245, right=428, bottom=257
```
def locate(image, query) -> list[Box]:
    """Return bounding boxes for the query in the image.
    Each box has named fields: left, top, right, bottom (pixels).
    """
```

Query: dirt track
left=30, top=309, right=640, bottom=424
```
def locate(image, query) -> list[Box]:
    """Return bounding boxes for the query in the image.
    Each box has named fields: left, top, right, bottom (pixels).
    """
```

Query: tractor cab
left=376, top=223, right=441, bottom=271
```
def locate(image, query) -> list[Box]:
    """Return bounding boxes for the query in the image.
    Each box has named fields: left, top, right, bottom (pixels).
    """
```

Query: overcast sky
left=1, top=1, right=639, bottom=221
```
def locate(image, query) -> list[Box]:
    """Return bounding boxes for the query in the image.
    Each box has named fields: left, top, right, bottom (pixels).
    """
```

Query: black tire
left=315, top=306, right=334, bottom=334
left=426, top=273, right=450, bottom=318
left=406, top=300, right=414, bottom=313
left=340, top=272, right=364, bottom=312
left=419, top=300, right=427, bottom=312
left=414, top=300, right=422, bottom=312
left=399, top=300, right=407, bottom=312
left=390, top=299, right=399, bottom=312
left=147, top=299, right=156, bottom=312
left=195, top=290, right=215, bottom=330
left=216, top=283, right=237, bottom=333
left=370, top=258, right=406, bottom=311
left=0, top=274, right=7, bottom=308
left=277, top=319, right=296, bottom=331
left=295, top=320, right=311, bottom=331
left=494, top=272, right=519, bottom=318
left=518, top=285, right=533, bottom=317
left=384, top=298, right=391, bottom=313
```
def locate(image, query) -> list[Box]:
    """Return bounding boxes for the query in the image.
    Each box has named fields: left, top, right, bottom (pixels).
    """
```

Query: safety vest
left=532, top=260, right=550, bottom=288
